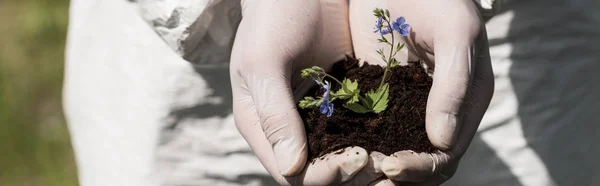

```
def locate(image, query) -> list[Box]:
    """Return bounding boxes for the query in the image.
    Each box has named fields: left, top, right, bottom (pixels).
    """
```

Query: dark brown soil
left=299, top=56, right=438, bottom=161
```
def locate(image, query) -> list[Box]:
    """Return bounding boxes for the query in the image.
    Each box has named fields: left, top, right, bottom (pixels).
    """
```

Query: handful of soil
left=299, top=56, right=438, bottom=160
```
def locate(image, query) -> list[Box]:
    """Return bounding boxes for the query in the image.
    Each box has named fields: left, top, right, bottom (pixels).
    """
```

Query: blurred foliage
left=0, top=0, right=78, bottom=185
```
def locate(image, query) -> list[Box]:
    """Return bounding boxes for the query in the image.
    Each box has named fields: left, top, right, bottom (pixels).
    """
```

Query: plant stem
left=378, top=19, right=395, bottom=89
left=323, top=73, right=344, bottom=87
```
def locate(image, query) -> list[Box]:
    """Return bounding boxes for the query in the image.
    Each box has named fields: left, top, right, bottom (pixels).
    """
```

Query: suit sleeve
left=136, top=0, right=242, bottom=65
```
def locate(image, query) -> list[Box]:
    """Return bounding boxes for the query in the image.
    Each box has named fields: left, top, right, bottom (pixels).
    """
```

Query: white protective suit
left=63, top=0, right=600, bottom=186
left=64, top=0, right=274, bottom=186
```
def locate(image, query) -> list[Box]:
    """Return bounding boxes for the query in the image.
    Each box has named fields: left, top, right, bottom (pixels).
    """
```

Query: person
left=63, top=0, right=599, bottom=186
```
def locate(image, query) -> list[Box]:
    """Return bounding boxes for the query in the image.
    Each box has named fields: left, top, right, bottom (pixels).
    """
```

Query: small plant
left=298, top=8, right=410, bottom=116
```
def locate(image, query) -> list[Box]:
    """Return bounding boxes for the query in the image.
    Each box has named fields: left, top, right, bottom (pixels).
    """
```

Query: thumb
left=426, top=14, right=481, bottom=150
left=244, top=71, right=308, bottom=177
left=426, top=40, right=470, bottom=150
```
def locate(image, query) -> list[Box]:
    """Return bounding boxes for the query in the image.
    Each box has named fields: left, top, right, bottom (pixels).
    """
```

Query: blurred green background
left=0, top=0, right=78, bottom=185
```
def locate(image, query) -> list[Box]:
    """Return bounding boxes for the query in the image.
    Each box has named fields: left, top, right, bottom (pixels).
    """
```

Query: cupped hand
left=349, top=0, right=495, bottom=184
left=230, top=0, right=385, bottom=185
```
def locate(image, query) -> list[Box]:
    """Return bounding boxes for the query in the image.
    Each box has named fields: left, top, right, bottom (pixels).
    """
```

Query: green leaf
left=377, top=48, right=387, bottom=61
left=299, top=96, right=323, bottom=109
left=332, top=78, right=360, bottom=104
left=300, top=68, right=315, bottom=78
left=311, top=66, right=324, bottom=72
left=300, top=66, right=326, bottom=78
left=359, top=95, right=374, bottom=110
left=395, top=43, right=405, bottom=53
left=390, top=58, right=400, bottom=67
left=379, top=36, right=389, bottom=44
left=385, top=9, right=390, bottom=18
left=377, top=36, right=390, bottom=44
left=365, top=83, right=390, bottom=113
left=373, top=8, right=383, bottom=18
left=344, top=78, right=359, bottom=91
left=347, top=93, right=359, bottom=105
left=344, top=102, right=371, bottom=113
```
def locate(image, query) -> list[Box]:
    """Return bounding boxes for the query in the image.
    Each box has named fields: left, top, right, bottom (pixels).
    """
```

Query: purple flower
left=314, top=80, right=334, bottom=117
left=373, top=17, right=383, bottom=33
left=320, top=99, right=334, bottom=117
left=321, top=81, right=331, bottom=100
left=391, top=17, right=410, bottom=36
left=374, top=17, right=391, bottom=36
left=380, top=27, right=392, bottom=35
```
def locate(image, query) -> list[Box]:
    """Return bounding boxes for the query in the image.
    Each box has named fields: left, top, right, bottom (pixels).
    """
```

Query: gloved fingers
left=239, top=72, right=309, bottom=177
left=368, top=179, right=395, bottom=186
left=368, top=178, right=448, bottom=186
left=366, top=169, right=453, bottom=185
left=383, top=0, right=485, bottom=150
left=376, top=66, right=492, bottom=185
left=377, top=26, right=493, bottom=185
left=251, top=146, right=370, bottom=186
left=426, top=22, right=493, bottom=154
left=232, top=76, right=386, bottom=185
left=241, top=0, right=352, bottom=75
left=231, top=0, right=325, bottom=177
left=315, top=0, right=354, bottom=66
left=232, top=110, right=375, bottom=186
left=341, top=151, right=387, bottom=186
left=230, top=38, right=308, bottom=177
left=288, top=147, right=376, bottom=186
left=451, top=25, right=494, bottom=158
left=380, top=149, right=458, bottom=183
left=424, top=39, right=474, bottom=150
left=423, top=6, right=485, bottom=150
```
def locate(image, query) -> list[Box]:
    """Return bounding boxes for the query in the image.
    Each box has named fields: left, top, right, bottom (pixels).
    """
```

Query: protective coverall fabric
left=64, top=0, right=274, bottom=186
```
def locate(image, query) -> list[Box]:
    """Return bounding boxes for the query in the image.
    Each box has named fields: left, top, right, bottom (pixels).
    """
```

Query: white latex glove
left=230, top=0, right=385, bottom=185
left=349, top=0, right=494, bottom=185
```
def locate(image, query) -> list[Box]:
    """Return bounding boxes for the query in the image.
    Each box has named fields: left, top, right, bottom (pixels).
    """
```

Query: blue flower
left=391, top=17, right=410, bottom=36
left=374, top=17, right=391, bottom=36
left=314, top=80, right=334, bottom=117
left=373, top=17, right=383, bottom=33
left=380, top=27, right=392, bottom=35
left=320, top=99, right=334, bottom=117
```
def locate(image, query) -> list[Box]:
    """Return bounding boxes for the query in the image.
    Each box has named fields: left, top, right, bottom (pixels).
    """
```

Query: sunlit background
left=0, top=0, right=78, bottom=185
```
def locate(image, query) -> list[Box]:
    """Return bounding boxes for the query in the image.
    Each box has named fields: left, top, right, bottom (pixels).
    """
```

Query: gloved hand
left=349, top=0, right=495, bottom=185
left=230, top=0, right=385, bottom=185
